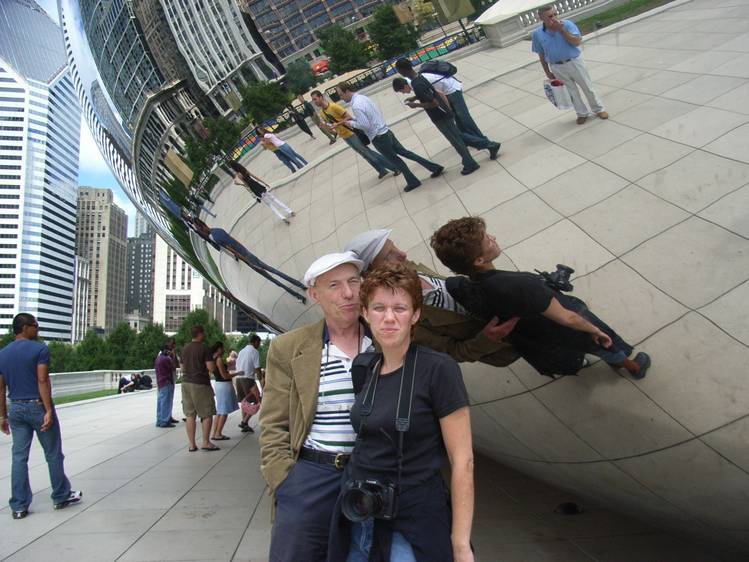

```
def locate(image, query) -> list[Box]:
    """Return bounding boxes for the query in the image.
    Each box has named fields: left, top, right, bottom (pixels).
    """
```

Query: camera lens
left=342, top=487, right=383, bottom=522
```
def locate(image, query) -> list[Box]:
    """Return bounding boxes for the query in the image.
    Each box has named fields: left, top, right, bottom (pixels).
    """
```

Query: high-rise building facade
left=126, top=224, right=156, bottom=318
left=71, top=255, right=90, bottom=343
left=76, top=187, right=128, bottom=333
left=160, top=0, right=280, bottom=114
left=134, top=211, right=154, bottom=237
left=0, top=0, right=81, bottom=341
left=152, top=235, right=236, bottom=333
left=240, top=0, right=391, bottom=61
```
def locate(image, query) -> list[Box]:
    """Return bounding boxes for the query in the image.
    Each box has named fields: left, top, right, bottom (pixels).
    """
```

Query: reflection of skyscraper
left=90, top=81, right=132, bottom=157
left=240, top=0, right=390, bottom=61
left=0, top=0, right=80, bottom=341
left=79, top=0, right=165, bottom=129
left=161, top=0, right=280, bottom=114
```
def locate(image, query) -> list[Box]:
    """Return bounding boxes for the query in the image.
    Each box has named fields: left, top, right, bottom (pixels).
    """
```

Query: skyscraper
left=127, top=217, right=156, bottom=319
left=76, top=187, right=128, bottom=333
left=0, top=0, right=81, bottom=341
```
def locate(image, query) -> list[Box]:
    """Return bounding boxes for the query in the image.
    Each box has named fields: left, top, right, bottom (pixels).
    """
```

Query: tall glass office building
left=0, top=0, right=80, bottom=341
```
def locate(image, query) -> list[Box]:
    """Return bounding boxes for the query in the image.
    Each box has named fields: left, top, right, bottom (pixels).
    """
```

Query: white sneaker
left=54, top=490, right=82, bottom=510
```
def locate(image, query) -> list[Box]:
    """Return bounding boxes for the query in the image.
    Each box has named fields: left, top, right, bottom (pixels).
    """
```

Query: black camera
left=536, top=264, right=575, bottom=292
left=341, top=478, right=397, bottom=522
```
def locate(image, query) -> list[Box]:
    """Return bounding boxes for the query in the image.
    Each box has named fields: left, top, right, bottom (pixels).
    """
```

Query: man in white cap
left=259, top=251, right=372, bottom=562
left=345, top=230, right=519, bottom=366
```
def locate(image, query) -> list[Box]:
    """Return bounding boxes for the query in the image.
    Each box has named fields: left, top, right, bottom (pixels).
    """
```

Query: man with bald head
left=260, top=251, right=373, bottom=562
left=345, top=230, right=519, bottom=366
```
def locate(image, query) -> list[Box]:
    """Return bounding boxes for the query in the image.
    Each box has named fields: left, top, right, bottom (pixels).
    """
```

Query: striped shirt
left=304, top=333, right=373, bottom=453
left=420, top=274, right=466, bottom=314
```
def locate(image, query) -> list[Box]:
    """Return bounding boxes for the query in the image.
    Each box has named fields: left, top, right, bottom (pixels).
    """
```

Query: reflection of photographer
left=328, top=263, right=475, bottom=562
left=432, top=217, right=651, bottom=379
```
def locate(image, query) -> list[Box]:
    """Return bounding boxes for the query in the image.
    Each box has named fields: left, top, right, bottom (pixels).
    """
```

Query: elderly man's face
left=309, top=263, right=361, bottom=325
left=371, top=240, right=408, bottom=269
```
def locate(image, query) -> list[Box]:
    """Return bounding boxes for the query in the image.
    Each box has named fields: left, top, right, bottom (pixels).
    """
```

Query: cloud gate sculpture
left=59, top=0, right=749, bottom=554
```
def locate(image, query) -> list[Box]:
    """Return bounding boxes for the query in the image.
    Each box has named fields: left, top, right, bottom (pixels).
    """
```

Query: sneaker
left=169, top=418, right=179, bottom=424
left=54, top=490, right=82, bottom=510
left=429, top=167, right=445, bottom=179
left=404, top=182, right=422, bottom=192
left=283, top=218, right=291, bottom=225
left=630, top=352, right=651, bottom=380
left=377, top=171, right=388, bottom=179
left=596, top=111, right=609, bottom=119
left=12, top=510, right=28, bottom=520
left=489, top=143, right=501, bottom=160
left=238, top=422, right=248, bottom=429
left=460, top=165, right=480, bottom=176
left=241, top=426, right=254, bottom=433
left=576, top=115, right=588, bottom=125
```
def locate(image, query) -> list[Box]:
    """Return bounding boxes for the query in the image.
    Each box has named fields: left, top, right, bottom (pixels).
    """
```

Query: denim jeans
left=372, top=131, right=442, bottom=189
left=347, top=518, right=417, bottom=562
left=447, top=90, right=489, bottom=141
left=344, top=135, right=396, bottom=174
left=156, top=383, right=175, bottom=426
left=278, top=143, right=308, bottom=167
left=8, top=401, right=71, bottom=511
left=432, top=118, right=480, bottom=169
left=275, top=150, right=298, bottom=173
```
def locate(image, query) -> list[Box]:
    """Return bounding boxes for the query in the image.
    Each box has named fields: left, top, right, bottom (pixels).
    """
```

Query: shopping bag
left=240, top=397, right=260, bottom=416
left=543, top=79, right=574, bottom=110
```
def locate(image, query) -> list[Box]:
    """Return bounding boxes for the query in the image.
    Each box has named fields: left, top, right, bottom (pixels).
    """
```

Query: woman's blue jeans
left=278, top=143, right=308, bottom=167
left=347, top=518, right=417, bottom=562
left=8, top=401, right=71, bottom=511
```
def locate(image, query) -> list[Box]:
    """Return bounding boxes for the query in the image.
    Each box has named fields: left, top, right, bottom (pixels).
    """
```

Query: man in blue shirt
left=0, top=313, right=82, bottom=519
left=531, top=5, right=608, bottom=125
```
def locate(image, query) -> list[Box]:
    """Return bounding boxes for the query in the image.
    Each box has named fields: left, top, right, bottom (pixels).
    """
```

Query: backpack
left=419, top=60, right=458, bottom=77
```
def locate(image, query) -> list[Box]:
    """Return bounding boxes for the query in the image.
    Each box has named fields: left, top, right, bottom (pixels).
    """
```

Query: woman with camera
left=430, top=217, right=651, bottom=379
left=328, top=263, right=475, bottom=562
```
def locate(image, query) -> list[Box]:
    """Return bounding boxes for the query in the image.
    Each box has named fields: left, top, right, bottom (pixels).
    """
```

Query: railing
left=50, top=369, right=158, bottom=398
left=476, top=0, right=616, bottom=47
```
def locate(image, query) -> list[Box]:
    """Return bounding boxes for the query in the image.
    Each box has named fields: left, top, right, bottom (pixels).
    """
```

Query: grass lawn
left=576, top=0, right=677, bottom=33
left=54, top=389, right=119, bottom=405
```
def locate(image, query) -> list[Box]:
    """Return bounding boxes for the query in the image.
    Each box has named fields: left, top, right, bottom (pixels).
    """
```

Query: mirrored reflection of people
left=335, top=82, right=444, bottom=193
left=0, top=313, right=83, bottom=519
left=393, top=59, right=500, bottom=176
left=229, top=161, right=295, bottom=224
left=181, top=325, right=220, bottom=452
left=327, top=263, right=474, bottom=562
left=299, top=94, right=336, bottom=144
left=532, top=5, right=608, bottom=125
left=431, top=217, right=650, bottom=379
left=260, top=252, right=372, bottom=562
left=285, top=102, right=315, bottom=139
left=346, top=229, right=519, bottom=367
left=191, top=219, right=307, bottom=303
left=258, top=126, right=308, bottom=169
left=236, top=334, right=263, bottom=433
left=260, top=136, right=300, bottom=174
left=155, top=342, right=177, bottom=428
left=210, top=341, right=239, bottom=441
left=311, top=89, right=398, bottom=180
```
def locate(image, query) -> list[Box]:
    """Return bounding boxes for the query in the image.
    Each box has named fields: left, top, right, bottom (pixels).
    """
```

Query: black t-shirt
left=410, top=75, right=452, bottom=122
left=348, top=346, right=469, bottom=488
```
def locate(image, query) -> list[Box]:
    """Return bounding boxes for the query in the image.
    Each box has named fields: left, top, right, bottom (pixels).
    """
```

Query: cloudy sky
left=38, top=0, right=138, bottom=235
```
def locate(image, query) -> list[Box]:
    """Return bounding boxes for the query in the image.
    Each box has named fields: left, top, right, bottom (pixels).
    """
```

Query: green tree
left=413, top=0, right=438, bottom=26
left=367, top=5, right=420, bottom=60
left=174, top=309, right=226, bottom=351
left=0, top=328, right=14, bottom=349
left=125, top=323, right=168, bottom=370
left=68, top=330, right=107, bottom=371
left=48, top=341, right=75, bottom=372
left=184, top=116, right=243, bottom=180
left=318, top=25, right=371, bottom=74
left=240, top=81, right=290, bottom=123
left=285, top=58, right=317, bottom=96
left=106, top=323, right=136, bottom=370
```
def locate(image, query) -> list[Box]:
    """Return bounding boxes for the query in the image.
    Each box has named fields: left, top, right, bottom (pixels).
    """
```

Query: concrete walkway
left=0, top=389, right=734, bottom=561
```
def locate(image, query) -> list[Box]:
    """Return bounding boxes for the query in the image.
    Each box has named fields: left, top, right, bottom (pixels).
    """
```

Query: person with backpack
left=393, top=58, right=499, bottom=176
left=402, top=59, right=495, bottom=144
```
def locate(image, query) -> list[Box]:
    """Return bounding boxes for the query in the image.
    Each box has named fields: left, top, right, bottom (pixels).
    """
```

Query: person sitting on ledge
left=430, top=217, right=651, bottom=379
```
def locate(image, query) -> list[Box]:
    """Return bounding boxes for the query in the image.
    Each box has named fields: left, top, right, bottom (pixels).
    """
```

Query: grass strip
left=54, top=388, right=119, bottom=405
left=576, top=0, right=677, bottom=34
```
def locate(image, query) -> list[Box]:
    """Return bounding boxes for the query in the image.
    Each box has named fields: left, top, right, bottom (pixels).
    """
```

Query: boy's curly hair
left=430, top=217, right=486, bottom=276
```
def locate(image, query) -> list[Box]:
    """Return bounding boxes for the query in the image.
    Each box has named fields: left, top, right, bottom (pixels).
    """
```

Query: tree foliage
left=240, top=81, right=290, bottom=123
left=318, top=25, right=371, bottom=74
left=184, top=116, right=244, bottom=181
left=173, top=309, right=226, bottom=351
left=367, top=5, right=420, bottom=61
left=285, top=59, right=318, bottom=96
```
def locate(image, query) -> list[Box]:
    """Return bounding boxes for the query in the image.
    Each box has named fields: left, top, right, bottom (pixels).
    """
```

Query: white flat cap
left=344, top=229, right=391, bottom=270
left=304, top=251, right=364, bottom=287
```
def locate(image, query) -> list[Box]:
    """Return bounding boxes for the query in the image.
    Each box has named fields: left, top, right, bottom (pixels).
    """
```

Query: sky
left=38, top=0, right=138, bottom=235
